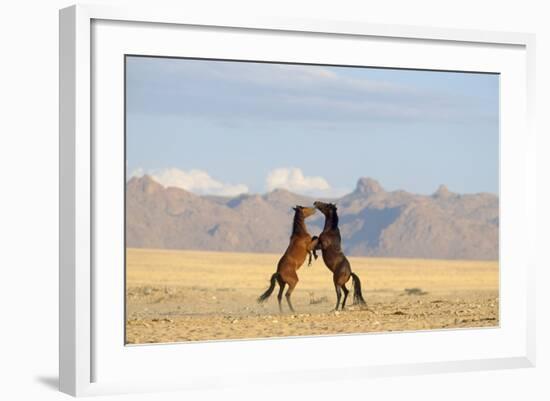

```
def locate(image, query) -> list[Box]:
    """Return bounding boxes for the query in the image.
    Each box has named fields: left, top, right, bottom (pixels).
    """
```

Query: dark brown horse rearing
left=257, top=206, right=318, bottom=313
left=313, top=201, right=366, bottom=310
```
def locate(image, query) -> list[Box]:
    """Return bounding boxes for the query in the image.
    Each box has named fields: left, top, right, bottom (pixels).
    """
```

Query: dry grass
left=126, top=248, right=499, bottom=344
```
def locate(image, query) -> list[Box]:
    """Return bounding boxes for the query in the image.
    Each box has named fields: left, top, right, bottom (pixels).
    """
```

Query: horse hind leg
left=334, top=266, right=351, bottom=311
left=341, top=284, right=349, bottom=310
left=285, top=277, right=298, bottom=313
left=334, top=283, right=342, bottom=311
left=277, top=280, right=286, bottom=313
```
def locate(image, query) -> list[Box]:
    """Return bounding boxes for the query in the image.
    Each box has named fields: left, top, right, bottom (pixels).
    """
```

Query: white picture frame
left=59, top=4, right=536, bottom=397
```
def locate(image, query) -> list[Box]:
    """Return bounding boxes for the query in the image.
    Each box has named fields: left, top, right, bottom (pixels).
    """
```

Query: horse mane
left=331, top=206, right=339, bottom=229
left=323, top=205, right=339, bottom=231
left=292, top=209, right=308, bottom=236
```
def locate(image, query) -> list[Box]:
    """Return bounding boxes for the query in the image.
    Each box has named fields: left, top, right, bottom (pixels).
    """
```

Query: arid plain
left=126, top=248, right=499, bottom=344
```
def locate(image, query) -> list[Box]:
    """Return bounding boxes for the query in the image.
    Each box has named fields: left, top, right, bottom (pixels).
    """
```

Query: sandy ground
left=126, top=248, right=499, bottom=344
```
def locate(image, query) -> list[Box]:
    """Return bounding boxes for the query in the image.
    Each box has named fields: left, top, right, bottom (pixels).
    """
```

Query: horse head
left=313, top=201, right=337, bottom=216
left=293, top=205, right=317, bottom=219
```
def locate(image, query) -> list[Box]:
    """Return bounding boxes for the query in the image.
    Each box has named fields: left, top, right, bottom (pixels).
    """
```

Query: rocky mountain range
left=126, top=175, right=498, bottom=260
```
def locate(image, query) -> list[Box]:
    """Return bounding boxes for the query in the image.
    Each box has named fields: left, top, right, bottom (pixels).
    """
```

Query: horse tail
left=350, top=272, right=366, bottom=305
left=257, top=272, right=279, bottom=303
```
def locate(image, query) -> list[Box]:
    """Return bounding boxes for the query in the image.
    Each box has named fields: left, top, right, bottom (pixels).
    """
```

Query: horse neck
left=292, top=213, right=308, bottom=236
left=323, top=210, right=339, bottom=232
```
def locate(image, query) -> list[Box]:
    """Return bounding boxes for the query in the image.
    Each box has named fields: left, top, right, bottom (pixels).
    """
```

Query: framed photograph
left=59, top=4, right=536, bottom=397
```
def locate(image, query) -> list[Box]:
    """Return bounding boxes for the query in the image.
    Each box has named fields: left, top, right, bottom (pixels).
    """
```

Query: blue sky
left=126, top=56, right=499, bottom=197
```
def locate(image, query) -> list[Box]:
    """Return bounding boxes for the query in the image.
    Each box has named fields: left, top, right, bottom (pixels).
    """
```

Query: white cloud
left=131, top=167, right=248, bottom=197
left=266, top=167, right=330, bottom=193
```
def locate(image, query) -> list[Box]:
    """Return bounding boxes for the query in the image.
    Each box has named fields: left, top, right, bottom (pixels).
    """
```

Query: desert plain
left=126, top=248, right=499, bottom=344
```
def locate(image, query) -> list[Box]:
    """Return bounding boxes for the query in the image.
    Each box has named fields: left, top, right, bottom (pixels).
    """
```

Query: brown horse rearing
left=257, top=205, right=318, bottom=313
left=313, top=201, right=366, bottom=310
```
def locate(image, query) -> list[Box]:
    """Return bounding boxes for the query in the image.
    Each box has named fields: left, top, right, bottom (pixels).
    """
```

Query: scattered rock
left=404, top=288, right=428, bottom=296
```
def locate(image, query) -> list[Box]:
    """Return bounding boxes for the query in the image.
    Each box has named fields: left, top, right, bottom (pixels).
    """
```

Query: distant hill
left=126, top=175, right=498, bottom=260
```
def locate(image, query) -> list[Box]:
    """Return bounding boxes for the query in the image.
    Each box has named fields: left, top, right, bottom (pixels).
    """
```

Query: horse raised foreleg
left=307, top=251, right=314, bottom=266
left=307, top=236, right=320, bottom=266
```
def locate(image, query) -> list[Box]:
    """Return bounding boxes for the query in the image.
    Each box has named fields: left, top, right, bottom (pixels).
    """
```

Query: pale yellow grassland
left=126, top=248, right=499, bottom=344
